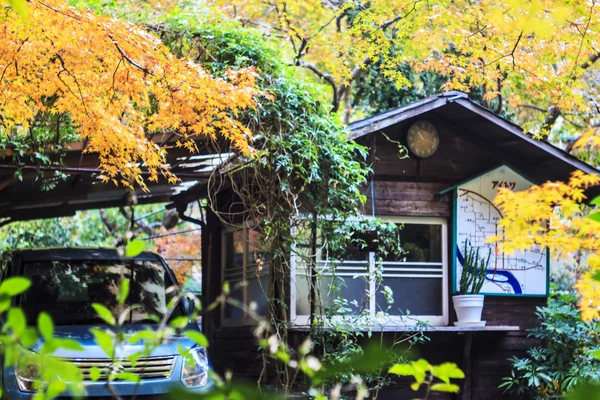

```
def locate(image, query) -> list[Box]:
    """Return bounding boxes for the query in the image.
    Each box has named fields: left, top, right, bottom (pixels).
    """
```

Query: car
left=0, top=248, right=212, bottom=399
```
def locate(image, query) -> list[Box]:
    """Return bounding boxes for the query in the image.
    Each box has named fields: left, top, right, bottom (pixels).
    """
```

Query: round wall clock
left=406, top=120, right=440, bottom=158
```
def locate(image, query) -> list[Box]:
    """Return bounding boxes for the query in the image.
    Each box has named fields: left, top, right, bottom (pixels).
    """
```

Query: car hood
left=37, top=324, right=199, bottom=359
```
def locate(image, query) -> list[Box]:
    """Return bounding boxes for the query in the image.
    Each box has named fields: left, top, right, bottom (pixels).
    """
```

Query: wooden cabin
left=184, top=91, right=598, bottom=399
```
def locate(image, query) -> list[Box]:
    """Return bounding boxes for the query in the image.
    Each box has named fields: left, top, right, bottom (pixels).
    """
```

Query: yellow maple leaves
left=214, top=0, right=600, bottom=133
left=493, top=171, right=600, bottom=319
left=0, top=0, right=257, bottom=189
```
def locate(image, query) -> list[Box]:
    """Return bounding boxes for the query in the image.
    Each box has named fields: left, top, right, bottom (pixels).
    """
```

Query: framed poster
left=453, top=165, right=548, bottom=296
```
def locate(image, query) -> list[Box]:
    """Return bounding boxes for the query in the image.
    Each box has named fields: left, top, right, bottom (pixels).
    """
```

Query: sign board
left=455, top=165, right=548, bottom=296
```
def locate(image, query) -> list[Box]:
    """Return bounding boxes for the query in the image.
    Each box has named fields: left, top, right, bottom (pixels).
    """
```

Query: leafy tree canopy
left=1, top=0, right=257, bottom=188
left=212, top=0, right=600, bottom=142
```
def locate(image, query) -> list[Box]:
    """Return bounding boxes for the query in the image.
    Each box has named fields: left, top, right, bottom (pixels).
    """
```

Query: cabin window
left=221, top=225, right=270, bottom=326
left=291, top=217, right=448, bottom=327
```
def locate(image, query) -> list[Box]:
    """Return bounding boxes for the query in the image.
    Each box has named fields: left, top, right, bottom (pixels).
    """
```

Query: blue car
left=1, top=248, right=212, bottom=399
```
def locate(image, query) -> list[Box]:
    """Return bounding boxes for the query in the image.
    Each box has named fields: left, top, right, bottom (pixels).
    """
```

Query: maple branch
left=579, top=50, right=600, bottom=71
left=297, top=60, right=340, bottom=110
left=510, top=30, right=523, bottom=68
left=109, top=35, right=152, bottom=76
left=1, top=36, right=28, bottom=84
left=37, top=1, right=82, bottom=21
left=111, top=58, right=123, bottom=100
left=55, top=53, right=91, bottom=118
left=0, top=61, right=13, bottom=85
left=495, top=74, right=503, bottom=114
left=541, top=50, right=600, bottom=134
left=518, top=104, right=547, bottom=113
left=570, top=0, right=595, bottom=77
left=293, top=1, right=420, bottom=113
left=541, top=105, right=561, bottom=134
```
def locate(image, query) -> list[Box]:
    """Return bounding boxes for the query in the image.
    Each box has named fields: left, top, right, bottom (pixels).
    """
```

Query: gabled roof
left=349, top=91, right=598, bottom=191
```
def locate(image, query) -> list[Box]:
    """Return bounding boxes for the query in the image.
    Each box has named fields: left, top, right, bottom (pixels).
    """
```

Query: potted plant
left=453, top=241, right=490, bottom=326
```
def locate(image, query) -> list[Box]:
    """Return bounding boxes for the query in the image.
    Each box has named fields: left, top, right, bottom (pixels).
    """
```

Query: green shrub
left=500, top=287, right=600, bottom=399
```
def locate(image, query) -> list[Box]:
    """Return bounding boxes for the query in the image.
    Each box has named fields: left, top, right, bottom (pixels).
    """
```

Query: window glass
left=247, top=228, right=270, bottom=265
left=223, top=227, right=271, bottom=323
left=375, top=277, right=443, bottom=316
left=294, top=267, right=311, bottom=316
left=318, top=273, right=369, bottom=315
left=225, top=230, right=245, bottom=271
left=383, top=224, right=442, bottom=262
left=292, top=219, right=446, bottom=324
left=247, top=273, right=269, bottom=316
left=376, top=223, right=443, bottom=316
left=223, top=231, right=245, bottom=320
left=20, top=260, right=181, bottom=325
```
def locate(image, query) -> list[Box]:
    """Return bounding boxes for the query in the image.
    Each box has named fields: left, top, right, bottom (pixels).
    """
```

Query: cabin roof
left=349, top=91, right=598, bottom=189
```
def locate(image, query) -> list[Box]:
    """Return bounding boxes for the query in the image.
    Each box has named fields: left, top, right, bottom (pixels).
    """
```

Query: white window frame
left=290, top=216, right=448, bottom=328
left=220, top=224, right=270, bottom=327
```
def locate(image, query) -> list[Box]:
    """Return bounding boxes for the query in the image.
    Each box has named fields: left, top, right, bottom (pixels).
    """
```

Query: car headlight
left=15, top=359, right=47, bottom=393
left=180, top=346, right=209, bottom=388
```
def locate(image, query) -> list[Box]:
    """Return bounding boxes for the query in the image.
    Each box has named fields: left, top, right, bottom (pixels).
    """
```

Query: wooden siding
left=363, top=181, right=451, bottom=217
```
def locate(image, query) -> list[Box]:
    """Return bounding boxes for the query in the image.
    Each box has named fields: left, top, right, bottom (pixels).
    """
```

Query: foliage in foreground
left=501, top=288, right=600, bottom=399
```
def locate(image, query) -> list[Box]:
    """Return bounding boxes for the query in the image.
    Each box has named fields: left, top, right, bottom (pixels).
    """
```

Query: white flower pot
left=452, top=294, right=485, bottom=324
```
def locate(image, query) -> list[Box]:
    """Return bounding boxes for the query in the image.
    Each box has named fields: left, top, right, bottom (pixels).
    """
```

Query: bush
left=500, top=287, right=600, bottom=399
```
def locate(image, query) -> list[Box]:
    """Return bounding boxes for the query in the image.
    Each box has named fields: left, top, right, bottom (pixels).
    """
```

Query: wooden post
left=309, top=212, right=318, bottom=327
left=460, top=332, right=473, bottom=400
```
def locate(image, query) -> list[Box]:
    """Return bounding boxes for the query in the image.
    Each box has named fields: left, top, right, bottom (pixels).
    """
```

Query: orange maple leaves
left=0, top=0, right=257, bottom=188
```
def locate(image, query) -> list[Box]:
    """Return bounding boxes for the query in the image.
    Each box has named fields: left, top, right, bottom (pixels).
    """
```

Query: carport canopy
left=0, top=136, right=230, bottom=226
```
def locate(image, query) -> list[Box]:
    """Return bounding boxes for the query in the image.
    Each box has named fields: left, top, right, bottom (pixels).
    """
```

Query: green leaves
left=389, top=359, right=464, bottom=395
left=115, top=371, right=140, bottom=383
left=0, top=276, right=31, bottom=297
left=7, top=307, right=26, bottom=336
left=431, top=383, right=461, bottom=393
left=587, top=196, right=600, bottom=223
left=92, top=304, right=116, bottom=326
left=567, top=383, right=600, bottom=400
left=118, top=279, right=130, bottom=305
left=90, top=328, right=115, bottom=358
left=0, top=277, right=31, bottom=312
left=588, top=212, right=600, bottom=223
left=89, top=366, right=101, bottom=382
left=46, top=380, right=67, bottom=399
left=38, top=312, right=54, bottom=340
left=184, top=331, right=209, bottom=348
left=433, top=362, right=465, bottom=383
left=589, top=348, right=600, bottom=360
left=125, top=239, right=145, bottom=258
left=169, top=316, right=190, bottom=329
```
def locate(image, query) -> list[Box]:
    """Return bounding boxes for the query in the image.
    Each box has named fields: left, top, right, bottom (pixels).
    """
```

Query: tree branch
left=579, top=50, right=600, bottom=71
left=119, top=206, right=156, bottom=235
left=99, top=209, right=116, bottom=235
left=108, top=35, right=152, bottom=76
left=542, top=50, right=600, bottom=134
left=297, top=60, right=340, bottom=110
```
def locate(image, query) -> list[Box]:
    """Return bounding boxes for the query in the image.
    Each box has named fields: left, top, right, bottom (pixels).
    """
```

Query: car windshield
left=19, top=259, right=182, bottom=325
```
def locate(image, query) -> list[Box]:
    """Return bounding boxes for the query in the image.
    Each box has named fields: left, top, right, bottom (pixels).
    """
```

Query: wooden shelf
left=418, top=325, right=520, bottom=332
left=289, top=325, right=520, bottom=332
